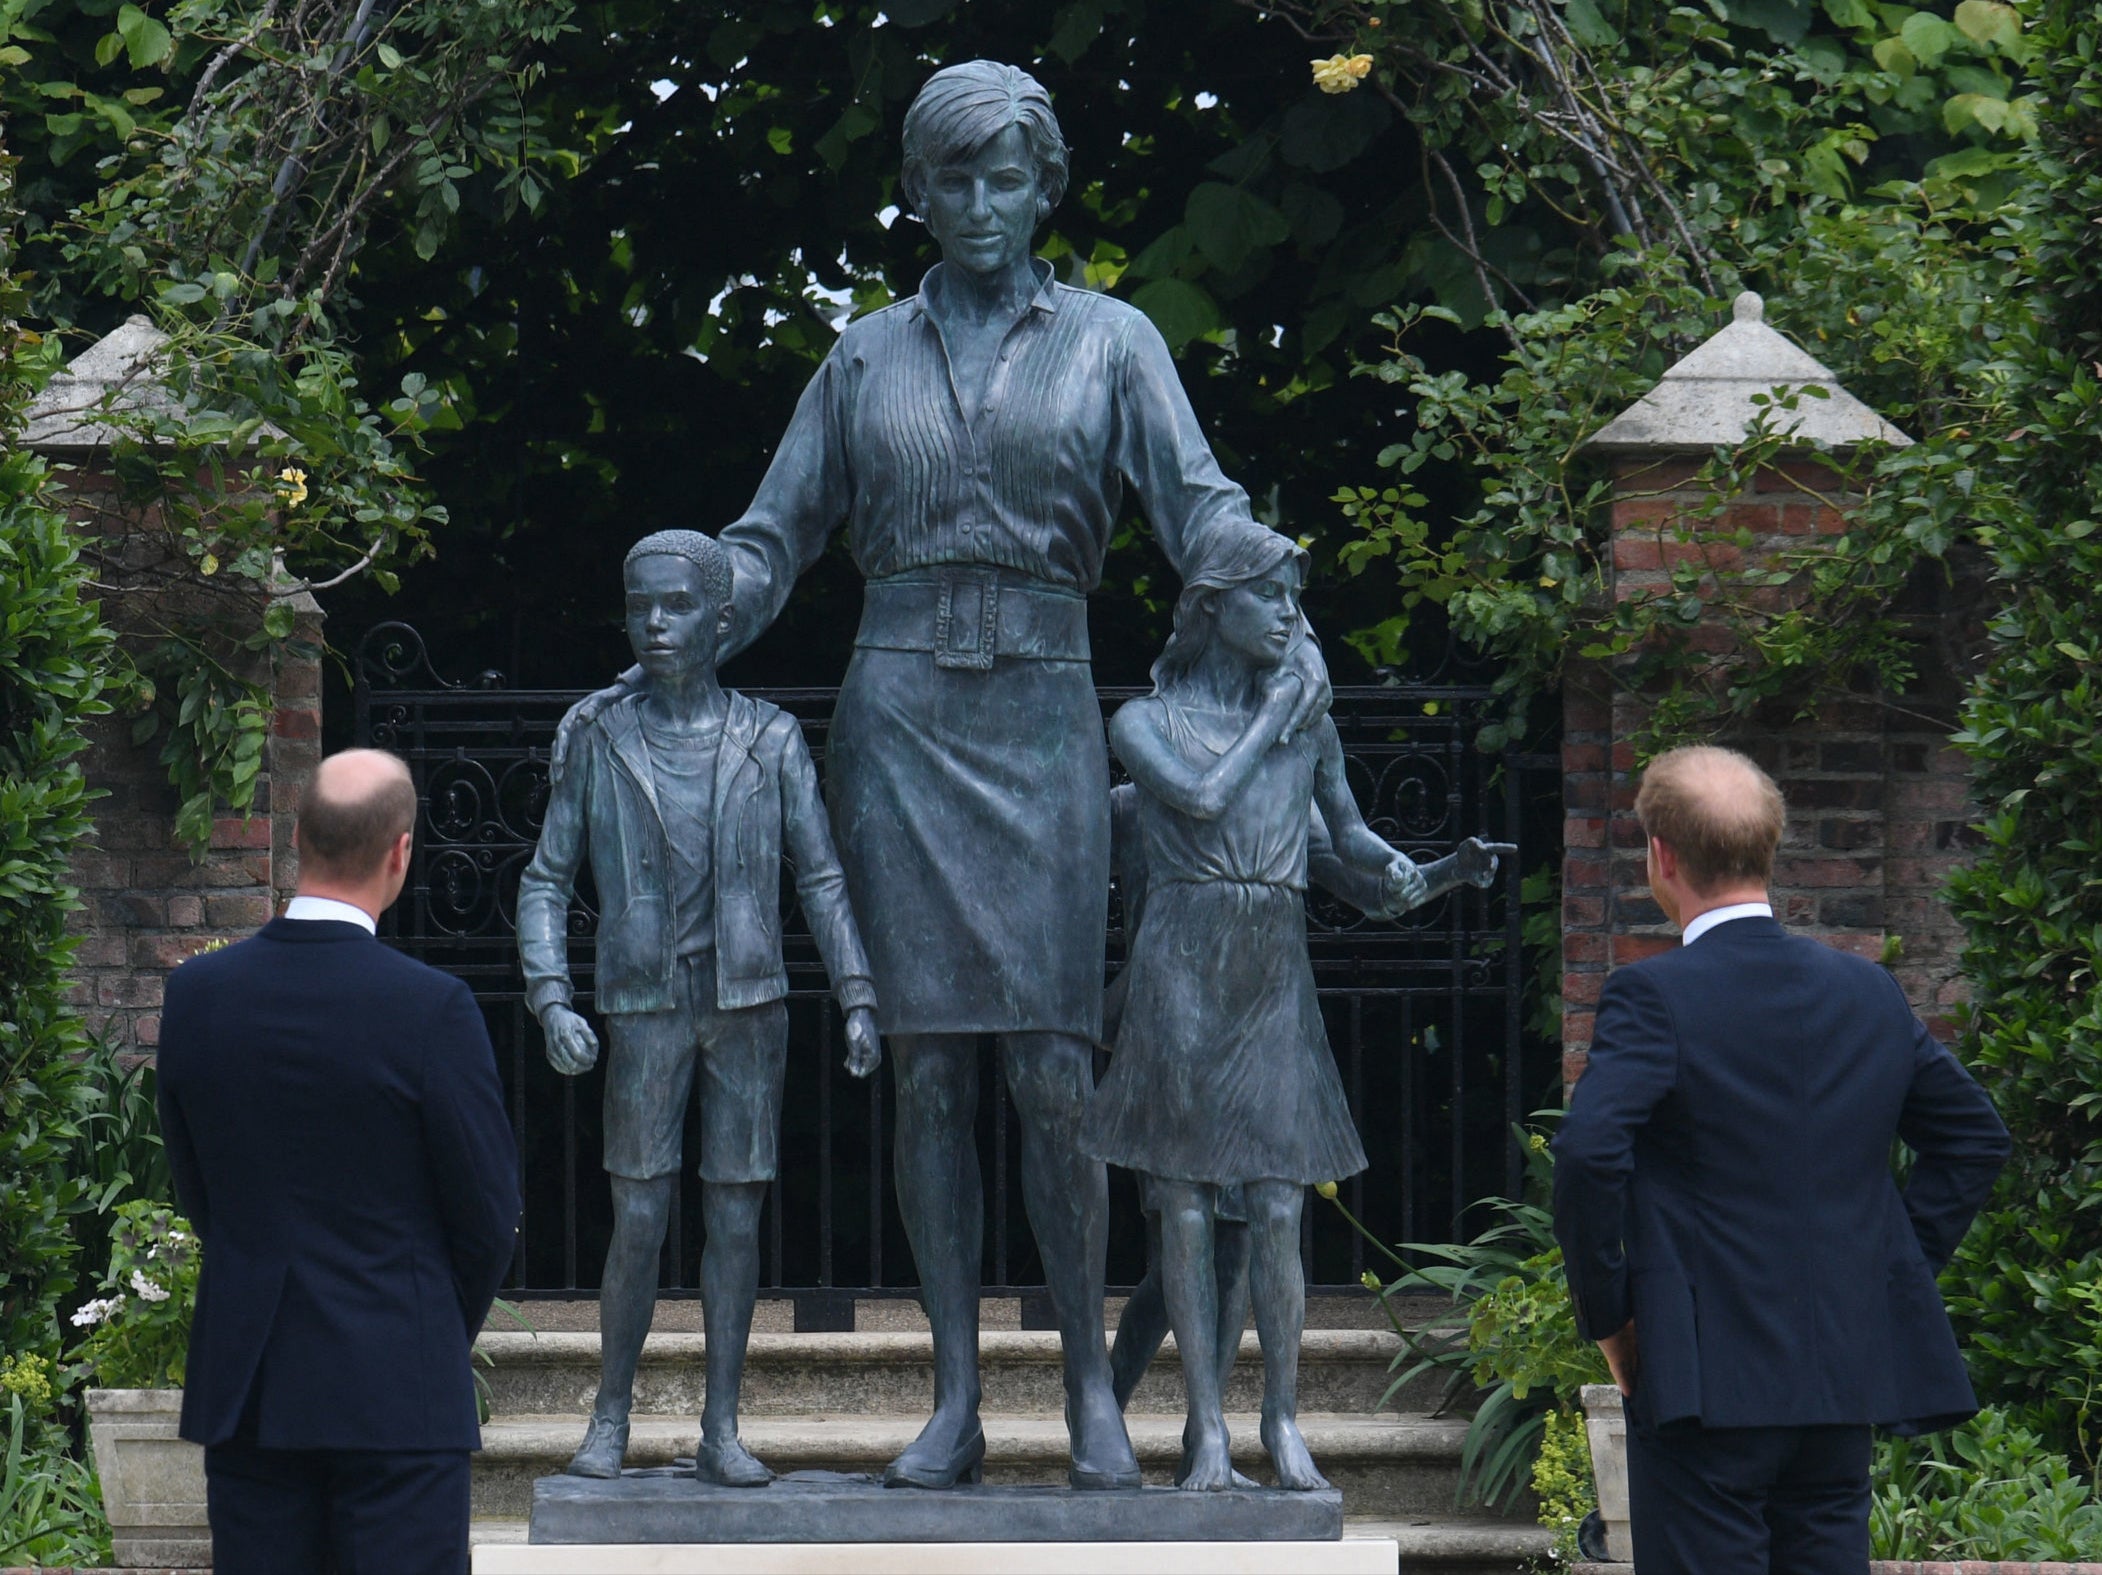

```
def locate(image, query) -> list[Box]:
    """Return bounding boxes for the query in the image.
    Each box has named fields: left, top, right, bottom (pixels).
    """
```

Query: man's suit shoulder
left=1621, top=923, right=1904, bottom=1005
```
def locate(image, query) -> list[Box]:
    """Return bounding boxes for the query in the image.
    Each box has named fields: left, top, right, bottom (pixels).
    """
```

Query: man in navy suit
left=1554, top=745, right=2008, bottom=1574
left=158, top=749, right=520, bottom=1575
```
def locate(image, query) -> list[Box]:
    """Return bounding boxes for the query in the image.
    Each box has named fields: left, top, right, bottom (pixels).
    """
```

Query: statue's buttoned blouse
left=715, top=261, right=1288, bottom=1039
left=720, top=261, right=1271, bottom=639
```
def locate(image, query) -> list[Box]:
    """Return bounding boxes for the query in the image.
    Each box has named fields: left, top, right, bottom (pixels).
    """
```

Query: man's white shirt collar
left=283, top=895, right=378, bottom=934
left=1681, top=902, right=1774, bottom=947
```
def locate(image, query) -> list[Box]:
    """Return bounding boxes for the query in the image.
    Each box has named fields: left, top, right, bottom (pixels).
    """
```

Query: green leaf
left=115, top=4, right=172, bottom=67
left=1184, top=182, right=1289, bottom=274
left=1873, top=36, right=1918, bottom=76
left=1953, top=0, right=2022, bottom=49
left=1945, top=92, right=2011, bottom=133
left=1130, top=279, right=1220, bottom=353
left=1046, top=0, right=1105, bottom=63
left=1899, top=11, right=1958, bottom=68
left=1562, top=0, right=1622, bottom=50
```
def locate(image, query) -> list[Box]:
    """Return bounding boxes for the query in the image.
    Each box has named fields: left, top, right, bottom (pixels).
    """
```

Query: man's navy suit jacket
left=1553, top=916, right=2008, bottom=1435
left=157, top=918, right=521, bottom=1452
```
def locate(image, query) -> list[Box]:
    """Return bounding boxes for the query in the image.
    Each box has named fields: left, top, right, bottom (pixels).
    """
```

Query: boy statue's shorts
left=600, top=953, right=788, bottom=1184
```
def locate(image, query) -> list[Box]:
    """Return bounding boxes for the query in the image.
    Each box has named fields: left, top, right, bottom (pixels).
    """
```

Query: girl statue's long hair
left=1149, top=531, right=1308, bottom=694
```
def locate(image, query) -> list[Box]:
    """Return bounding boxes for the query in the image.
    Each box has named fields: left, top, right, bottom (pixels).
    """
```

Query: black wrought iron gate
left=354, top=622, right=1557, bottom=1314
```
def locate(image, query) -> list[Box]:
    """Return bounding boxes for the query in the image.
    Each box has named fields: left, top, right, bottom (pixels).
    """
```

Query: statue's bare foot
left=694, top=1432, right=773, bottom=1488
left=1067, top=1381, right=1142, bottom=1490
left=1174, top=1421, right=1235, bottom=1491
left=1261, top=1411, right=1331, bottom=1492
left=883, top=1405, right=986, bottom=1489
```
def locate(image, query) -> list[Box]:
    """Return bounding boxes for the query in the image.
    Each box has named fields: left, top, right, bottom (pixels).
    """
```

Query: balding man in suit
left=158, top=749, right=520, bottom=1575
left=1554, top=745, right=2007, bottom=1574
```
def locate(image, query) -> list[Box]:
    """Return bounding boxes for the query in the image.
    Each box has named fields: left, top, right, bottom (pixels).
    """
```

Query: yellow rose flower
left=279, top=466, right=309, bottom=509
left=1311, top=54, right=1374, bottom=94
left=1315, top=1179, right=1339, bottom=1199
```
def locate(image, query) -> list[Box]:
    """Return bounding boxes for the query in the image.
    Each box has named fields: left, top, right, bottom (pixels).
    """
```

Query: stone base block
left=527, top=1469, right=1343, bottom=1546
left=479, top=1538, right=1396, bottom=1574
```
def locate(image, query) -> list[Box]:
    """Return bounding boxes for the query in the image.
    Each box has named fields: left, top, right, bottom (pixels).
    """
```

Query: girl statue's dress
left=1083, top=697, right=1367, bottom=1191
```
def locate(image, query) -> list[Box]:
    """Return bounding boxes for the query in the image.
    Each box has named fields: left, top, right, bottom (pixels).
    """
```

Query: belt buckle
left=934, top=569, right=998, bottom=671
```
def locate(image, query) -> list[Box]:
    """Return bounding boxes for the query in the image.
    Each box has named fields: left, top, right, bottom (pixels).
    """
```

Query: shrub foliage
left=0, top=151, right=114, bottom=1364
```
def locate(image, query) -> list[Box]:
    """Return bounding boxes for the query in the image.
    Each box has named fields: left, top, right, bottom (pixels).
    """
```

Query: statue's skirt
left=825, top=643, right=1109, bottom=1041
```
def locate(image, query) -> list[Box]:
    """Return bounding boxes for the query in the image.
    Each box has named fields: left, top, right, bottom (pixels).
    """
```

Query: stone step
left=476, top=1329, right=1450, bottom=1419
left=468, top=1514, right=1556, bottom=1574
left=471, top=1411, right=1493, bottom=1524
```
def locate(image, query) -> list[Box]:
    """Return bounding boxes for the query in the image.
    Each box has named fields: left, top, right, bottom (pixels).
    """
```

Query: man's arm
left=1553, top=967, right=1681, bottom=1352
left=420, top=978, right=521, bottom=1338
left=1889, top=981, right=2010, bottom=1271
left=154, top=970, right=210, bottom=1239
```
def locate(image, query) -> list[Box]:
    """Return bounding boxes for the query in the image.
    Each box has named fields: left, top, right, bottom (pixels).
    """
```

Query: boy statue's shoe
left=694, top=1435, right=774, bottom=1488
left=565, top=1413, right=629, bottom=1479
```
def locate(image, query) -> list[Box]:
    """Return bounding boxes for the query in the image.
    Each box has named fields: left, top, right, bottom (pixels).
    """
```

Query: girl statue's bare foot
left=1261, top=1411, right=1331, bottom=1492
left=1175, top=1422, right=1236, bottom=1491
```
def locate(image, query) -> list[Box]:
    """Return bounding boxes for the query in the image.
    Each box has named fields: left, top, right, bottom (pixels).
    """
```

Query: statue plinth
left=527, top=1468, right=1343, bottom=1545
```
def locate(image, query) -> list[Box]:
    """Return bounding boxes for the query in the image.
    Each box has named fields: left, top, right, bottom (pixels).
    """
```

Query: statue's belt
left=856, top=569, right=1091, bottom=670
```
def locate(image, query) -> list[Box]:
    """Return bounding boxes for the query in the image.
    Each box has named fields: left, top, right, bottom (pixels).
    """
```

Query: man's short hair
left=1634, top=745, right=1786, bottom=892
left=297, top=750, right=417, bottom=881
left=624, top=530, right=732, bottom=607
left=901, top=60, right=1070, bottom=214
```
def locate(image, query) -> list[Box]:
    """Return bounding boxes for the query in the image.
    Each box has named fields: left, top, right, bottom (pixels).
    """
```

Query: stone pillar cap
left=1584, top=291, right=1912, bottom=453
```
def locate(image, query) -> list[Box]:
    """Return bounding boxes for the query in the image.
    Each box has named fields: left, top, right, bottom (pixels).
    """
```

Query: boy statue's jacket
left=518, top=689, right=877, bottom=1018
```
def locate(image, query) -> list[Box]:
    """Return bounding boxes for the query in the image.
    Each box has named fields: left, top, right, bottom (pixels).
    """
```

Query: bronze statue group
left=517, top=61, right=1507, bottom=1500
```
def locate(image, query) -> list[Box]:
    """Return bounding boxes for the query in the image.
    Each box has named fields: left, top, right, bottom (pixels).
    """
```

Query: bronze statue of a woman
left=570, top=59, right=1329, bottom=1492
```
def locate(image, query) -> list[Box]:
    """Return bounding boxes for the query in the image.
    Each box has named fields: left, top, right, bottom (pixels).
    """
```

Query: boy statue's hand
left=844, top=1006, right=882, bottom=1080
left=543, top=1004, right=600, bottom=1076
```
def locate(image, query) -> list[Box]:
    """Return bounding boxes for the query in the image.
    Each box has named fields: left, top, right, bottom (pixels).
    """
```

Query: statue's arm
left=775, top=718, right=878, bottom=1016
left=1311, top=721, right=1510, bottom=912
left=718, top=348, right=856, bottom=663
left=1109, top=683, right=1299, bottom=823
left=1112, top=316, right=1331, bottom=734
left=1304, top=800, right=1392, bottom=914
left=519, top=718, right=592, bottom=1021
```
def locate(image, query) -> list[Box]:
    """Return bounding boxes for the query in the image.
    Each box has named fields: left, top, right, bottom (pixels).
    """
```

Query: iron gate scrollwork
left=355, top=621, right=1557, bottom=1310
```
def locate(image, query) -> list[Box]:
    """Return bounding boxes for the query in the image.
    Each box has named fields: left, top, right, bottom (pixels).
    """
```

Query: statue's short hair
left=901, top=61, right=1069, bottom=215
left=1634, top=746, right=1786, bottom=893
left=625, top=529, right=731, bottom=606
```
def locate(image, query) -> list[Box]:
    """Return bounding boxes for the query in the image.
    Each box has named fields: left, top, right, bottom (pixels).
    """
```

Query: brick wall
left=1561, top=456, right=1976, bottom=1084
left=57, top=469, right=324, bottom=1057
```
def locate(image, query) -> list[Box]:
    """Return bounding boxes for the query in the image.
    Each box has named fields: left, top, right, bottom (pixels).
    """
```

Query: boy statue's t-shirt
left=639, top=713, right=718, bottom=960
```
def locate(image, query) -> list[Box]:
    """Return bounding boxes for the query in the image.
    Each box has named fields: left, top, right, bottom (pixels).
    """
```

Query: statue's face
left=624, top=554, right=725, bottom=681
left=1211, top=568, right=1301, bottom=669
left=920, top=122, right=1042, bottom=278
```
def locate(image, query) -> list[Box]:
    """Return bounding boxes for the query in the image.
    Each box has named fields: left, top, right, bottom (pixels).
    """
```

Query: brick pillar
left=56, top=485, right=325, bottom=1058
left=1560, top=455, right=1975, bottom=1087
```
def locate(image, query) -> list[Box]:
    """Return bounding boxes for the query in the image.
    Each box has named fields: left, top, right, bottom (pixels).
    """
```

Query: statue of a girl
left=1082, top=534, right=1505, bottom=1491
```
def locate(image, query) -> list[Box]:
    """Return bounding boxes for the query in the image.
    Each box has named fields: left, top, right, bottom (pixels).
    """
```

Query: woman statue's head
left=902, top=62, right=1069, bottom=275
left=1152, top=532, right=1308, bottom=691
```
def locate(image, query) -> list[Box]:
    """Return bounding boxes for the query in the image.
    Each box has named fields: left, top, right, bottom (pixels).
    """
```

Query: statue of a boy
left=518, top=529, right=881, bottom=1486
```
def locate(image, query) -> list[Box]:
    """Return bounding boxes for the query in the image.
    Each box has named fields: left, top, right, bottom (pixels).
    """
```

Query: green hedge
left=0, top=160, right=114, bottom=1365
left=1941, top=16, right=2102, bottom=1468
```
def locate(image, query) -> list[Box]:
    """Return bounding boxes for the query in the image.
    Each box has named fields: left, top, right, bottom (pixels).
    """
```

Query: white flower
left=70, top=1295, right=125, bottom=1328
left=167, top=1229, right=189, bottom=1244
left=129, top=1270, right=172, bottom=1304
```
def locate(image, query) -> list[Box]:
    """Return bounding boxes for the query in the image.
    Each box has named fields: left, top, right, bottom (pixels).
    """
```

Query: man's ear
left=389, top=830, right=413, bottom=877
left=1649, top=836, right=1678, bottom=884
